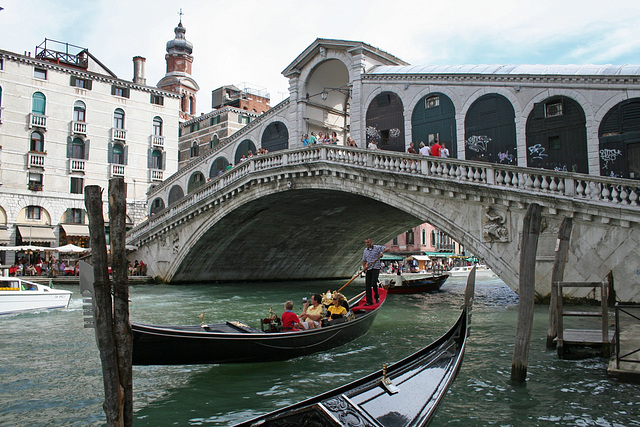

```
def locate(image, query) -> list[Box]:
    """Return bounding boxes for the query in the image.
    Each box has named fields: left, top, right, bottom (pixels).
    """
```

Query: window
left=32, top=92, right=46, bottom=115
left=425, top=95, right=440, bottom=109
left=111, top=85, right=130, bottom=98
left=68, top=208, right=83, bottom=223
left=30, top=131, right=44, bottom=152
left=422, top=229, right=426, bottom=245
left=0, top=58, right=3, bottom=70
left=210, top=116, right=220, bottom=126
left=545, top=101, right=563, bottom=118
left=153, top=116, right=163, bottom=136
left=34, top=67, right=47, bottom=80
left=28, top=172, right=43, bottom=191
left=113, top=108, right=125, bottom=129
left=406, top=230, right=415, bottom=245
left=73, top=100, right=86, bottom=122
left=26, top=205, right=42, bottom=220
left=238, top=114, right=243, bottom=123
left=70, top=177, right=84, bottom=194
left=549, top=135, right=561, bottom=150
left=151, top=149, right=163, bottom=169
left=392, top=237, right=398, bottom=246
left=70, top=76, right=92, bottom=89
left=150, top=94, right=164, bottom=105
left=112, top=143, right=125, bottom=164
left=71, top=138, right=84, bottom=159
left=210, top=134, right=219, bottom=148
left=190, top=122, right=199, bottom=132
left=190, top=141, right=199, bottom=157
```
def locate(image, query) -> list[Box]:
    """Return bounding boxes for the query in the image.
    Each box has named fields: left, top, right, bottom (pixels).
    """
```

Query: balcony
left=28, top=183, right=43, bottom=191
left=110, top=164, right=125, bottom=178
left=29, top=113, right=47, bottom=129
left=111, top=128, right=127, bottom=142
left=151, top=135, right=164, bottom=148
left=149, top=169, right=164, bottom=182
left=71, top=120, right=87, bottom=135
left=69, top=158, right=86, bottom=173
left=28, top=151, right=46, bottom=168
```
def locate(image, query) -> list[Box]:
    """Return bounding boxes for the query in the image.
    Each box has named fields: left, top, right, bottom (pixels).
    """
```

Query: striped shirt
left=362, top=245, right=385, bottom=270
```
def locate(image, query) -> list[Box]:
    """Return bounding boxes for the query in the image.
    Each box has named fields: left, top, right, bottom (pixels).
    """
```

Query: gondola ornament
left=198, top=312, right=208, bottom=329
left=380, top=364, right=399, bottom=395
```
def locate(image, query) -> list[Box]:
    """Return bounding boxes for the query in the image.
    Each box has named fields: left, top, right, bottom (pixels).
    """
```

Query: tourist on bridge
left=419, top=142, right=431, bottom=156
left=362, top=238, right=388, bottom=305
left=431, top=139, right=442, bottom=157
left=440, top=142, right=450, bottom=158
left=407, top=142, right=417, bottom=154
left=368, top=139, right=378, bottom=149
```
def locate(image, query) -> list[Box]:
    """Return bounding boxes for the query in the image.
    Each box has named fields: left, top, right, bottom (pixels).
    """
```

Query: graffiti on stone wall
left=466, top=135, right=491, bottom=152
left=389, top=128, right=401, bottom=138
left=172, top=233, right=180, bottom=253
left=482, top=206, right=509, bottom=242
left=498, top=151, right=515, bottom=164
left=366, top=126, right=381, bottom=142
left=528, top=144, right=548, bottom=160
left=599, top=148, right=622, bottom=168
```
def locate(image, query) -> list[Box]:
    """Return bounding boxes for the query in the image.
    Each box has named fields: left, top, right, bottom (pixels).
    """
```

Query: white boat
left=448, top=264, right=496, bottom=278
left=0, top=277, right=72, bottom=315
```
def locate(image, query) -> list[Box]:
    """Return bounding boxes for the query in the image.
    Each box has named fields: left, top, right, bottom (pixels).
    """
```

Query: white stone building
left=0, top=39, right=180, bottom=264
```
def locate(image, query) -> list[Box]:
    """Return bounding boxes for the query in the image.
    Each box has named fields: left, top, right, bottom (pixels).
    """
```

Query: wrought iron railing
left=614, top=303, right=640, bottom=369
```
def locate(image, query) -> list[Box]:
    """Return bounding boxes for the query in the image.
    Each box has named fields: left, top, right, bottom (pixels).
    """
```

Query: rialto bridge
left=127, top=39, right=640, bottom=301
left=128, top=144, right=640, bottom=303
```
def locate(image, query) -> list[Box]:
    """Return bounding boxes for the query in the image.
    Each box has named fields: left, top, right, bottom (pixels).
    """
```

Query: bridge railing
left=129, top=145, right=640, bottom=244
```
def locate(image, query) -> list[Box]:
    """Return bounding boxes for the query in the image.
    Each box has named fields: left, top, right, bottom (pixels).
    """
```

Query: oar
left=337, top=251, right=385, bottom=293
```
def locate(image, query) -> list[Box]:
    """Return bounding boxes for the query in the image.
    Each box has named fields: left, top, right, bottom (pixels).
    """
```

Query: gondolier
left=362, top=238, right=388, bottom=305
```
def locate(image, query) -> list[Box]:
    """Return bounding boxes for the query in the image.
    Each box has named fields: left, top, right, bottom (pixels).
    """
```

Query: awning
left=407, top=255, right=431, bottom=261
left=0, top=229, right=9, bottom=244
left=61, top=224, right=90, bottom=237
left=381, top=254, right=405, bottom=261
left=423, top=252, right=455, bottom=257
left=17, top=225, right=56, bottom=242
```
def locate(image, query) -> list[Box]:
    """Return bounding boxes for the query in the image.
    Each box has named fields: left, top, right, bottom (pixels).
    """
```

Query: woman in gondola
left=327, top=294, right=347, bottom=321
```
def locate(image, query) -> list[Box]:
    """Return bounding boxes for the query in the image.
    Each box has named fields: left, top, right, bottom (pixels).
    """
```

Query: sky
left=1, top=0, right=639, bottom=114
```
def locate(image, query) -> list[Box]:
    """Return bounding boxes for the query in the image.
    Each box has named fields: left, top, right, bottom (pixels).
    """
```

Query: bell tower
left=157, top=11, right=199, bottom=120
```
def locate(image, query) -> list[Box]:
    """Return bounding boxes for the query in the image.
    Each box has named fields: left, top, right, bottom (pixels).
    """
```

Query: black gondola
left=234, top=267, right=476, bottom=427
left=132, top=289, right=387, bottom=365
left=383, top=273, right=450, bottom=294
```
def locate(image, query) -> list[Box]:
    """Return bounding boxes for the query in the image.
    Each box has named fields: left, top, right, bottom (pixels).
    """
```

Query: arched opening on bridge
left=168, top=185, right=184, bottom=205
left=187, top=171, right=206, bottom=193
left=366, top=91, right=405, bottom=152
left=526, top=96, right=588, bottom=173
left=304, top=59, right=350, bottom=139
left=209, top=157, right=230, bottom=178
left=465, top=94, right=517, bottom=164
left=598, top=97, right=640, bottom=179
left=411, top=93, right=457, bottom=156
left=235, top=139, right=257, bottom=164
left=150, top=198, right=165, bottom=216
left=261, top=122, right=289, bottom=152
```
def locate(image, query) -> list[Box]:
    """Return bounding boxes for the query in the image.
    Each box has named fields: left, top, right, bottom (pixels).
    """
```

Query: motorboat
left=448, top=264, right=496, bottom=278
left=131, top=289, right=387, bottom=365
left=380, top=273, right=450, bottom=294
left=234, top=267, right=476, bottom=426
left=0, top=277, right=72, bottom=315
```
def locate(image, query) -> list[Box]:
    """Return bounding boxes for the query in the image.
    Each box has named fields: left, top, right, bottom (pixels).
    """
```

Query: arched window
left=153, top=116, right=163, bottom=136
left=210, top=134, right=219, bottom=149
left=71, top=138, right=84, bottom=159
left=30, top=131, right=44, bottom=152
left=113, top=143, right=125, bottom=164
left=113, top=108, right=125, bottom=129
left=73, top=100, right=86, bottom=122
left=151, top=149, right=162, bottom=169
left=32, top=92, right=46, bottom=115
left=190, top=141, right=199, bottom=157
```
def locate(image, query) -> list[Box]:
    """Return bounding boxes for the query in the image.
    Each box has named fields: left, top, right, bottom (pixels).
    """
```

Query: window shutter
left=147, top=149, right=153, bottom=168
left=161, top=152, right=166, bottom=170
left=107, top=142, right=113, bottom=163
left=84, top=139, right=90, bottom=160
left=111, top=85, right=116, bottom=96
left=86, top=79, right=92, bottom=90
left=70, top=76, right=76, bottom=86
left=66, top=136, right=73, bottom=158
left=123, top=145, right=129, bottom=165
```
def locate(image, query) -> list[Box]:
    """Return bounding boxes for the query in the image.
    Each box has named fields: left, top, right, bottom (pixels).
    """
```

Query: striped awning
left=0, top=228, right=9, bottom=244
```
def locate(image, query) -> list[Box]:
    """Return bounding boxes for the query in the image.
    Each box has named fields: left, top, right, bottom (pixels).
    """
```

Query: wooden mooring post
left=511, top=203, right=542, bottom=382
left=546, top=217, right=573, bottom=348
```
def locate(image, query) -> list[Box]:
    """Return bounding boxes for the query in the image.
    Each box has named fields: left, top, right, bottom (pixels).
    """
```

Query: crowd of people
left=301, top=131, right=343, bottom=146
left=8, top=256, right=77, bottom=277
left=280, top=290, right=351, bottom=331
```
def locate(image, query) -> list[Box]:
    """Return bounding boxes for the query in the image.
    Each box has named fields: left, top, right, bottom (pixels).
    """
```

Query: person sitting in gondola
left=327, top=294, right=347, bottom=322
left=281, top=301, right=304, bottom=332
left=300, top=294, right=325, bottom=329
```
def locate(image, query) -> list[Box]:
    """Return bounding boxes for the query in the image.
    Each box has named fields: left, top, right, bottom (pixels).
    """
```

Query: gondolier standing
left=362, top=238, right=388, bottom=305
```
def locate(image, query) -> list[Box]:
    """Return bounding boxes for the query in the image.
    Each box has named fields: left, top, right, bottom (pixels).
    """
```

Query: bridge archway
left=526, top=95, right=588, bottom=173
left=599, top=97, right=640, bottom=179
left=366, top=91, right=405, bottom=152
left=465, top=94, right=517, bottom=164
left=411, top=93, right=457, bottom=155
left=235, top=139, right=257, bottom=164
left=168, top=185, right=184, bottom=206
left=187, top=171, right=206, bottom=193
left=149, top=198, right=165, bottom=216
left=261, top=122, right=289, bottom=152
left=209, top=156, right=230, bottom=178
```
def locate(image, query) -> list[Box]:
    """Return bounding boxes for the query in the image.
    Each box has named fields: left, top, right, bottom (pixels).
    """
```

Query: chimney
left=133, top=56, right=146, bottom=85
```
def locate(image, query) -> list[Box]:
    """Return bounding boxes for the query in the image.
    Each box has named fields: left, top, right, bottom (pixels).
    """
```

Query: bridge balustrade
left=129, top=145, right=640, bottom=245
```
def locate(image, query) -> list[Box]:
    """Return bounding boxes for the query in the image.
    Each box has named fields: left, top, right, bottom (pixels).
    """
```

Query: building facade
left=0, top=39, right=180, bottom=264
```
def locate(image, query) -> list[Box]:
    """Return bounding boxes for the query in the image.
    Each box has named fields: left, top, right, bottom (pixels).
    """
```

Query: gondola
left=131, top=289, right=387, bottom=365
left=234, top=267, right=476, bottom=427
left=382, top=273, right=450, bottom=294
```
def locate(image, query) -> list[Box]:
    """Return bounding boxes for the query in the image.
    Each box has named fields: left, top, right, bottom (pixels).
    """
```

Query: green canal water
left=1, top=276, right=639, bottom=426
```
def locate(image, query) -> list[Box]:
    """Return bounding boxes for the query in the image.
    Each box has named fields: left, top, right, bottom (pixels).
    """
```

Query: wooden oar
left=337, top=251, right=385, bottom=293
